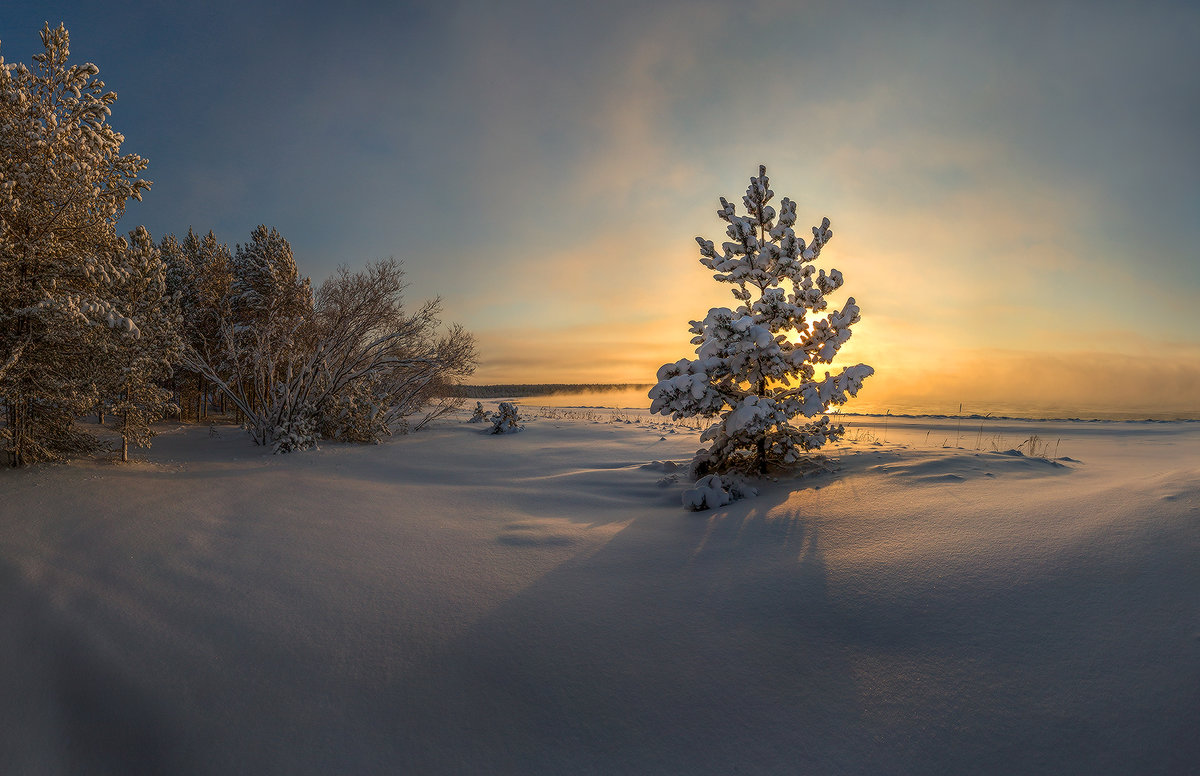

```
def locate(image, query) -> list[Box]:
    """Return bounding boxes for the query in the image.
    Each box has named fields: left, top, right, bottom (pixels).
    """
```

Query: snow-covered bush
left=650, top=166, right=873, bottom=477
left=489, top=402, right=523, bottom=434
left=468, top=401, right=488, bottom=422
left=681, top=474, right=758, bottom=512
left=271, top=400, right=319, bottom=453
left=317, top=373, right=387, bottom=444
left=307, top=260, right=475, bottom=439
left=179, top=255, right=475, bottom=452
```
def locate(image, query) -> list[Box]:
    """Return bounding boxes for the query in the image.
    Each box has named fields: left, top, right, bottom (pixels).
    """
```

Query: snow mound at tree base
left=681, top=473, right=759, bottom=511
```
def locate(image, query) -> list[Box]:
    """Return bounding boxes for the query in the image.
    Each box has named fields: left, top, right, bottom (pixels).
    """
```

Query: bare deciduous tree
left=182, top=255, right=475, bottom=451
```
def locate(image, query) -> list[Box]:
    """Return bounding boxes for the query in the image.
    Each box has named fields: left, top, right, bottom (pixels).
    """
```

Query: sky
left=3, top=0, right=1198, bottom=415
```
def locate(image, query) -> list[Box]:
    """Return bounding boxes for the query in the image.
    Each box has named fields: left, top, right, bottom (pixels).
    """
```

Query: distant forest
left=445, top=384, right=652, bottom=398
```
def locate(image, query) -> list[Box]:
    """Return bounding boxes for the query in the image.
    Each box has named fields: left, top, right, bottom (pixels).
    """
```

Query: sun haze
left=4, top=0, right=1197, bottom=417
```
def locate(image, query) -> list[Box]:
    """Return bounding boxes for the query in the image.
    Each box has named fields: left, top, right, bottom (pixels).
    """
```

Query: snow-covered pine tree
left=232, top=226, right=311, bottom=333
left=182, top=229, right=235, bottom=329
left=109, top=226, right=182, bottom=462
left=650, top=165, right=873, bottom=476
left=177, top=228, right=233, bottom=422
left=158, top=232, right=197, bottom=420
left=0, top=23, right=150, bottom=465
left=159, top=233, right=192, bottom=304
left=228, top=226, right=314, bottom=449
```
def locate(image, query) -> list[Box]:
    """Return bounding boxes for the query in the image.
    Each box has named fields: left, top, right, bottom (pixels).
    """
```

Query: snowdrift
left=1, top=412, right=1197, bottom=774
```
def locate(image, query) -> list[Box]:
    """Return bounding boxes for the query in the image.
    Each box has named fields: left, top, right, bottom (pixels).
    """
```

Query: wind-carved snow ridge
left=650, top=165, right=873, bottom=487
left=864, top=448, right=1074, bottom=485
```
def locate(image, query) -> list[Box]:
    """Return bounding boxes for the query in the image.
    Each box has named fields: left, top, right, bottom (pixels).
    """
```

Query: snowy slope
left=2, top=412, right=1198, bottom=774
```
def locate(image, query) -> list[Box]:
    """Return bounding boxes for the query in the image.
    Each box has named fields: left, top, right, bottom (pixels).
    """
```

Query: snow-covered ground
left=2, top=409, right=1198, bottom=774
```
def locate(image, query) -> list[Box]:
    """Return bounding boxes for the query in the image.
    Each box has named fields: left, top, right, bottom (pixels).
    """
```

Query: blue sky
left=3, top=0, right=1198, bottom=412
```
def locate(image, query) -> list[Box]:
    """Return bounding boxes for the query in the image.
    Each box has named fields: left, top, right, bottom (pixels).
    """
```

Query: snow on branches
left=178, top=251, right=476, bottom=453
left=108, top=227, right=183, bottom=461
left=650, top=165, right=873, bottom=480
left=488, top=402, right=523, bottom=434
left=1, top=23, right=153, bottom=465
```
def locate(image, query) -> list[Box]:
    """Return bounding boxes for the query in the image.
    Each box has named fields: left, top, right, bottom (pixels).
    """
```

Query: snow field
left=1, top=412, right=1198, bottom=774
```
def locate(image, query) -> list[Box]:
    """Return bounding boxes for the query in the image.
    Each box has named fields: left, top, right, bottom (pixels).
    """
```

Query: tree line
left=0, top=24, right=474, bottom=466
left=445, top=383, right=652, bottom=398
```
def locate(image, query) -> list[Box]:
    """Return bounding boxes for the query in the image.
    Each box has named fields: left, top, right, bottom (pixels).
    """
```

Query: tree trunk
left=5, top=399, right=19, bottom=467
left=121, top=387, right=130, bottom=462
left=11, top=392, right=28, bottom=467
left=757, top=378, right=767, bottom=474
left=7, top=303, right=33, bottom=467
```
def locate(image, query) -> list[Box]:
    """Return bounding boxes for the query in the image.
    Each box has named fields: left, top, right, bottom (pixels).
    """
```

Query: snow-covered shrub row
left=650, top=165, right=873, bottom=477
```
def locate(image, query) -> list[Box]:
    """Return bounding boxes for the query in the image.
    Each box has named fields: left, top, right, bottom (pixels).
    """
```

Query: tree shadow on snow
left=0, top=560, right=180, bottom=776
left=368, top=492, right=875, bottom=775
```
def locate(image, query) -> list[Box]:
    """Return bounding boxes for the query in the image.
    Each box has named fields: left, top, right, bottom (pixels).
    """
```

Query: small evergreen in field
left=650, top=165, right=873, bottom=478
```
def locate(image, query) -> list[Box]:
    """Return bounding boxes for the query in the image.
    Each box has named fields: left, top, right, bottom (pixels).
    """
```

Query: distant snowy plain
left=2, top=408, right=1198, bottom=774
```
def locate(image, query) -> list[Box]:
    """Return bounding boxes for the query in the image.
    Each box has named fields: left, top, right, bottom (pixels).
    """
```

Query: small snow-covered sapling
left=489, top=402, right=524, bottom=434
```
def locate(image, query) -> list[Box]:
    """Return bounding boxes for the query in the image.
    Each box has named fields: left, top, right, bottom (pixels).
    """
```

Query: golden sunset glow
left=2, top=1, right=1191, bottom=418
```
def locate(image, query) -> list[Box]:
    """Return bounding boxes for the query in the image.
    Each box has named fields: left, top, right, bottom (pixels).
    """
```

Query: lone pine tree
left=650, top=165, right=873, bottom=476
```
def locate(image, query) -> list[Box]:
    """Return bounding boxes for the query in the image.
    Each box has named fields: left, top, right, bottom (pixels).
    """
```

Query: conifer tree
left=229, top=226, right=314, bottom=447
left=0, top=23, right=150, bottom=465
left=650, top=166, right=873, bottom=476
left=109, top=226, right=182, bottom=461
left=170, top=228, right=233, bottom=421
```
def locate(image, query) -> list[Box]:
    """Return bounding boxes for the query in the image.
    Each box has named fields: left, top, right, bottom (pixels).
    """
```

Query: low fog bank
left=455, top=384, right=1200, bottom=421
